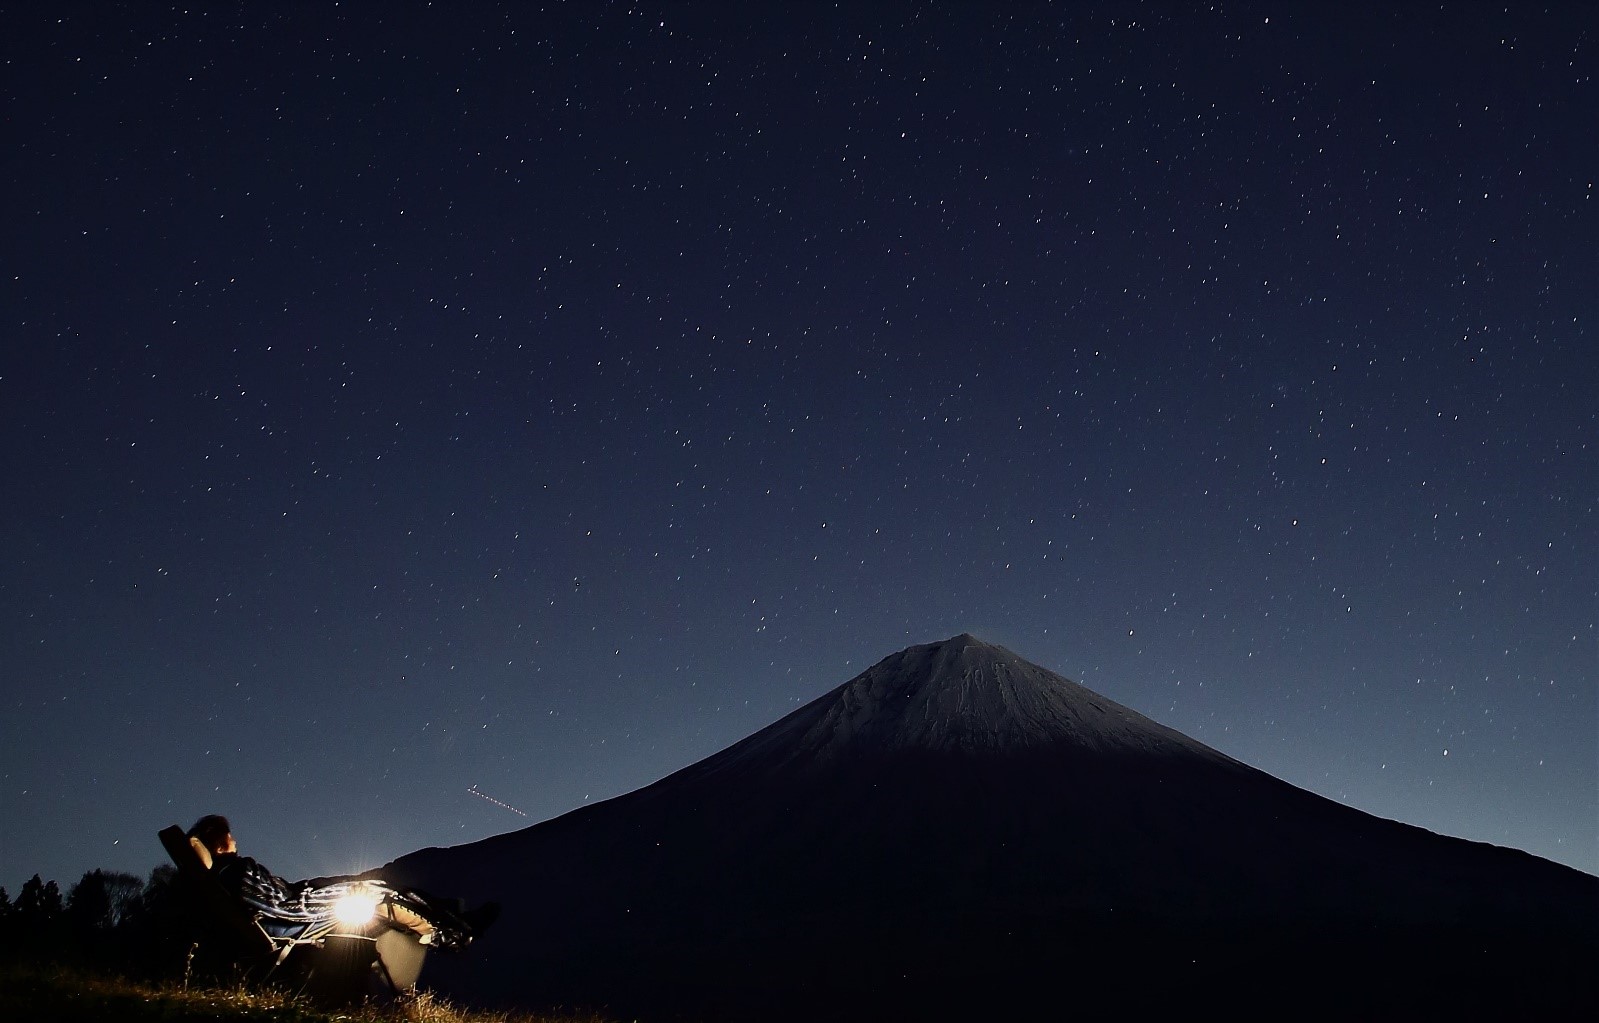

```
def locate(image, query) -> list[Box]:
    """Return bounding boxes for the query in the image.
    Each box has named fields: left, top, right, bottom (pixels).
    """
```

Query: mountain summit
left=385, top=634, right=1597, bottom=1019
left=737, top=633, right=1235, bottom=760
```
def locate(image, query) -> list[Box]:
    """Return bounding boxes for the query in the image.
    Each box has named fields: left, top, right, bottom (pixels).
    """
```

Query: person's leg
left=377, top=899, right=435, bottom=941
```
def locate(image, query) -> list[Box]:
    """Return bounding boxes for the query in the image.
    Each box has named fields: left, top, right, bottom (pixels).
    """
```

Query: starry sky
left=3, top=3, right=1594, bottom=895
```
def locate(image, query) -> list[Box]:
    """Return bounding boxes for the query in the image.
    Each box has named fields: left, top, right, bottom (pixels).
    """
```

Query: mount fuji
left=383, top=634, right=1597, bottom=1019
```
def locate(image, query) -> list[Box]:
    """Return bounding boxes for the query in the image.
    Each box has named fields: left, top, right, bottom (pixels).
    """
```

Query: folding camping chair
left=157, top=825, right=428, bottom=1000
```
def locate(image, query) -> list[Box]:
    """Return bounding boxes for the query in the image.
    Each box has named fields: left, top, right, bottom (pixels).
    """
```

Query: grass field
left=0, top=964, right=615, bottom=1023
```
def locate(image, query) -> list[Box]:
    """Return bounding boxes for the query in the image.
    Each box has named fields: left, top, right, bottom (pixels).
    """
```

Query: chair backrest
left=158, top=825, right=277, bottom=960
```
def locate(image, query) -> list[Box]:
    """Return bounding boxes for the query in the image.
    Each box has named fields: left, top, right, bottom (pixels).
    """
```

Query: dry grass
left=0, top=963, right=616, bottom=1023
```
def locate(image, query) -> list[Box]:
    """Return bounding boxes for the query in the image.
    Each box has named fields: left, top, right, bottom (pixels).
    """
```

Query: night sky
left=4, top=3, right=1594, bottom=897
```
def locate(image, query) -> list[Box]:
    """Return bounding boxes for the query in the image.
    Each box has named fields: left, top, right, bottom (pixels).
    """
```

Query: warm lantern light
left=333, top=889, right=380, bottom=926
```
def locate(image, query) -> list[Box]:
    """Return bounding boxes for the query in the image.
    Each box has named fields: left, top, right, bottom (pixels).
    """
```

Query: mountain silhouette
left=384, top=634, right=1597, bottom=1019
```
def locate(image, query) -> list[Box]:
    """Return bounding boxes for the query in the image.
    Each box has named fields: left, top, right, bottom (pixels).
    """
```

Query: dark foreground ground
left=0, top=964, right=609, bottom=1023
left=452, top=915, right=1599, bottom=1022
left=5, top=935, right=1595, bottom=1023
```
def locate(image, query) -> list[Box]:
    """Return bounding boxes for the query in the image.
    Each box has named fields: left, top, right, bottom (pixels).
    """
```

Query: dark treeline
left=1, top=865, right=195, bottom=981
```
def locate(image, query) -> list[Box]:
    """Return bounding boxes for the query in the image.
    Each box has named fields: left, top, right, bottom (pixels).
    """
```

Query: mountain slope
left=385, top=635, right=1598, bottom=1019
left=679, top=632, right=1239, bottom=769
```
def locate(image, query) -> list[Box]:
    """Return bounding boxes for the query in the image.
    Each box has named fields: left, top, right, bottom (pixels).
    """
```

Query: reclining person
left=187, top=814, right=495, bottom=946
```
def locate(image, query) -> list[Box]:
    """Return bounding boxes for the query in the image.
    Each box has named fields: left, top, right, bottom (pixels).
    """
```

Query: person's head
left=188, top=814, right=237, bottom=855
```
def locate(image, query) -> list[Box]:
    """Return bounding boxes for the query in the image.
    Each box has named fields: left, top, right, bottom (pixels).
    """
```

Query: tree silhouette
left=67, top=870, right=112, bottom=934
left=68, top=869, right=144, bottom=933
left=133, top=863, right=197, bottom=978
left=56, top=869, right=148, bottom=967
left=15, top=874, right=63, bottom=925
left=8, top=874, right=65, bottom=959
left=103, top=872, right=144, bottom=928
